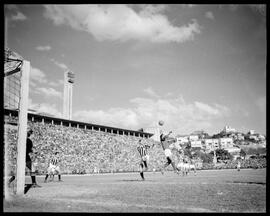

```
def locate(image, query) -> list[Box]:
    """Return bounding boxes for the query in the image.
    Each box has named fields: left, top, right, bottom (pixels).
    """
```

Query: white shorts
left=189, top=164, right=196, bottom=170
left=47, top=164, right=60, bottom=174
left=164, top=149, right=172, bottom=158
left=183, top=164, right=190, bottom=169
left=141, top=155, right=150, bottom=161
left=177, top=162, right=184, bottom=169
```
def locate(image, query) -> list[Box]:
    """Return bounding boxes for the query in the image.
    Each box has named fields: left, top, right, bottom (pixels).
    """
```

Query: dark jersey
left=160, top=133, right=171, bottom=142
left=160, top=134, right=166, bottom=142
left=26, top=138, right=33, bottom=161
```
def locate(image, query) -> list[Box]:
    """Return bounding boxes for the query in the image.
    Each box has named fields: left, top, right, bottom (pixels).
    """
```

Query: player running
left=137, top=139, right=153, bottom=180
left=44, top=152, right=63, bottom=182
left=159, top=130, right=180, bottom=175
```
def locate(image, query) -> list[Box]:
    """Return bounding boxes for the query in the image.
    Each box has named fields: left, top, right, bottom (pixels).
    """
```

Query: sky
left=4, top=4, right=266, bottom=136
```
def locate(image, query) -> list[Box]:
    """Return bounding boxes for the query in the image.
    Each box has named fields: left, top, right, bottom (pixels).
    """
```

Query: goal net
left=4, top=47, right=30, bottom=197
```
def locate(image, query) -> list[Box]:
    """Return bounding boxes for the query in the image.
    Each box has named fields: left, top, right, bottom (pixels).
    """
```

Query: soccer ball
left=158, top=120, right=164, bottom=126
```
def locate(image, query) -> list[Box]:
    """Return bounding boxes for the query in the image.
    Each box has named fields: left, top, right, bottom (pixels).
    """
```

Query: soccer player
left=8, top=129, right=41, bottom=188
left=176, top=152, right=186, bottom=176
left=189, top=158, right=197, bottom=175
left=137, top=139, right=152, bottom=180
left=44, top=152, right=63, bottom=182
left=159, top=130, right=180, bottom=175
left=237, top=160, right=241, bottom=171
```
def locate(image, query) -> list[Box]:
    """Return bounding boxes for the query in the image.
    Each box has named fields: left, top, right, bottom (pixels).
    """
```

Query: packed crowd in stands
left=4, top=115, right=266, bottom=175
left=5, top=116, right=167, bottom=174
left=201, top=158, right=267, bottom=170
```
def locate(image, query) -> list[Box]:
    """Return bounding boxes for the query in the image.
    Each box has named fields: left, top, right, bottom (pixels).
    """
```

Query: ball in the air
left=158, top=120, right=164, bottom=126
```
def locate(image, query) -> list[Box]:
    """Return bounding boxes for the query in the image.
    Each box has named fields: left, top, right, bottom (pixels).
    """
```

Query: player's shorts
left=141, top=155, right=150, bottom=161
left=164, top=149, right=172, bottom=158
left=25, top=160, right=36, bottom=176
left=141, top=156, right=147, bottom=161
left=47, top=164, right=60, bottom=174
left=47, top=164, right=56, bottom=173
left=189, top=164, right=196, bottom=170
left=177, top=162, right=184, bottom=169
left=183, top=163, right=190, bottom=170
left=141, top=160, right=148, bottom=168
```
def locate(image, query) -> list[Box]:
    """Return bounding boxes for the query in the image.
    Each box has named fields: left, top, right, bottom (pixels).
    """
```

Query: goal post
left=15, top=60, right=30, bottom=195
left=4, top=48, right=30, bottom=197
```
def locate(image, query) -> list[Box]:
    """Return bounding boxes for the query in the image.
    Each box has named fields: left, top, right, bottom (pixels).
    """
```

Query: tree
left=183, top=148, right=192, bottom=158
left=212, top=133, right=223, bottom=139
left=200, top=153, right=213, bottom=163
left=210, top=148, right=232, bottom=160
left=192, top=150, right=201, bottom=159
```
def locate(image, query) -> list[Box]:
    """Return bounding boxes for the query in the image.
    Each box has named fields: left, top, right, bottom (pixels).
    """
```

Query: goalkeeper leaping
left=159, top=129, right=180, bottom=175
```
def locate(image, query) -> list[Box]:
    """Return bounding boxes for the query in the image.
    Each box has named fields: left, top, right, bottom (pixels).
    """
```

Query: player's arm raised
left=167, top=131, right=173, bottom=137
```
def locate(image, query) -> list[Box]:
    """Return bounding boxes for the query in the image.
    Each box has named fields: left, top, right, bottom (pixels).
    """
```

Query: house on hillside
left=222, top=125, right=236, bottom=134
left=204, top=138, right=219, bottom=153
left=190, top=140, right=202, bottom=149
left=176, top=135, right=189, bottom=145
left=219, top=137, right=234, bottom=149
left=189, top=134, right=199, bottom=141
left=224, top=146, right=241, bottom=160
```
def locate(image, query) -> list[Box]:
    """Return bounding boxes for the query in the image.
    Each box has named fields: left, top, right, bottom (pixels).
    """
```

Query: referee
left=137, top=139, right=152, bottom=180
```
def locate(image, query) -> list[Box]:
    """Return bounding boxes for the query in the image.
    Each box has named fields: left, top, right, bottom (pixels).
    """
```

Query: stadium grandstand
left=5, top=108, right=175, bottom=175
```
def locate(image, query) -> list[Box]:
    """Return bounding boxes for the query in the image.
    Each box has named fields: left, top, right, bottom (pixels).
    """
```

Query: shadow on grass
left=232, top=181, right=266, bottom=185
left=118, top=179, right=155, bottom=182
left=119, top=179, right=144, bottom=182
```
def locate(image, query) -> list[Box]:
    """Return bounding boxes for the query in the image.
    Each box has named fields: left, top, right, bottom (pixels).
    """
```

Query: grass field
left=4, top=168, right=266, bottom=212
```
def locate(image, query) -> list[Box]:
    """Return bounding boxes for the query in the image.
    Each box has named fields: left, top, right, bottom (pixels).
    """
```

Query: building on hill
left=249, top=135, right=259, bottom=141
left=260, top=141, right=266, bottom=148
left=204, top=138, right=219, bottom=153
left=247, top=130, right=255, bottom=135
left=224, top=146, right=241, bottom=160
left=189, top=134, right=199, bottom=141
left=190, top=140, right=202, bottom=149
left=219, top=137, right=234, bottom=149
left=222, top=125, right=236, bottom=134
left=257, top=134, right=265, bottom=140
left=234, top=132, right=245, bottom=141
left=248, top=130, right=255, bottom=135
left=176, top=135, right=189, bottom=145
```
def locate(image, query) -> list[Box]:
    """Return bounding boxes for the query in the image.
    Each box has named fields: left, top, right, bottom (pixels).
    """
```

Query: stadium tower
left=63, top=71, right=75, bottom=120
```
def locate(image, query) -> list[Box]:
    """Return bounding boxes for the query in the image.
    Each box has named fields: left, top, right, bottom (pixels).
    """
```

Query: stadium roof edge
left=4, top=108, right=154, bottom=138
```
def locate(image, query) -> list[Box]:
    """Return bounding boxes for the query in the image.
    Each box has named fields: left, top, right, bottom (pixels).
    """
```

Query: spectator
left=5, top=117, right=266, bottom=174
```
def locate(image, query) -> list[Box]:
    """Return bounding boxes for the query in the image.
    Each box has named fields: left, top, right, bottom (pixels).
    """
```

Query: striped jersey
left=50, top=157, right=59, bottom=165
left=137, top=144, right=149, bottom=157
